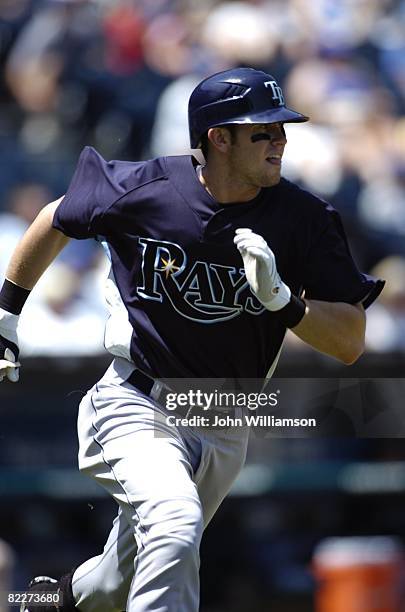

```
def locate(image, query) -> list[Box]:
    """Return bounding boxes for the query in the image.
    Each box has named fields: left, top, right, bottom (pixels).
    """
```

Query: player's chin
left=261, top=170, right=281, bottom=187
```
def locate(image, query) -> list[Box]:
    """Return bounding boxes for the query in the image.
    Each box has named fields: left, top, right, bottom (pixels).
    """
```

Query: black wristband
left=0, top=279, right=31, bottom=315
left=278, top=295, right=306, bottom=329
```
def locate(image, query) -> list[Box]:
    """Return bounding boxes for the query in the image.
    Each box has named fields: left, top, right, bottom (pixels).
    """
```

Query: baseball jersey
left=53, top=147, right=383, bottom=379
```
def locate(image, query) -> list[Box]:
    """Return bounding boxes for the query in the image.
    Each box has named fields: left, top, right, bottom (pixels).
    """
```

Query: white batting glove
left=0, top=308, right=21, bottom=383
left=234, top=228, right=291, bottom=311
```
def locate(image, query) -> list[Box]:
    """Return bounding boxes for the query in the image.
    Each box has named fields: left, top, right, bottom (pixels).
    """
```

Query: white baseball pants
left=71, top=358, right=249, bottom=612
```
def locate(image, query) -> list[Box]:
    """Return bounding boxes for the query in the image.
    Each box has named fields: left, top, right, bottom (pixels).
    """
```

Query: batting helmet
left=188, top=67, right=308, bottom=149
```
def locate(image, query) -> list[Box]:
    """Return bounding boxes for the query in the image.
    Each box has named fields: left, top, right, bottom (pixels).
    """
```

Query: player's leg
left=70, top=422, right=249, bottom=612
left=72, top=508, right=135, bottom=612
left=20, top=510, right=134, bottom=612
left=21, top=421, right=248, bottom=612
left=23, top=359, right=249, bottom=612
left=71, top=365, right=204, bottom=612
left=196, top=424, right=250, bottom=528
left=70, top=383, right=250, bottom=611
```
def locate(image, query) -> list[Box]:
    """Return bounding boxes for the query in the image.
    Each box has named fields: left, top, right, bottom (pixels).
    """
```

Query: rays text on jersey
left=137, top=237, right=265, bottom=323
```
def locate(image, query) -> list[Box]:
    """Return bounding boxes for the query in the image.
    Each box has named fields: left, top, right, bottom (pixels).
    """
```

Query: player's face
left=227, top=123, right=287, bottom=188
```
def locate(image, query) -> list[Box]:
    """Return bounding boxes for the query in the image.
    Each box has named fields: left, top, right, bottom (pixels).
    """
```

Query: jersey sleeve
left=303, top=204, right=384, bottom=309
left=52, top=147, right=127, bottom=239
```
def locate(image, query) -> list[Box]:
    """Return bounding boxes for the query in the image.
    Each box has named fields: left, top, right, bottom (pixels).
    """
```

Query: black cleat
left=20, top=573, right=77, bottom=612
left=20, top=576, right=60, bottom=612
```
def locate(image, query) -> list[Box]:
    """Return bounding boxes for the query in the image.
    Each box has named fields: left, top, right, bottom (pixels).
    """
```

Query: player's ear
left=207, top=127, right=233, bottom=154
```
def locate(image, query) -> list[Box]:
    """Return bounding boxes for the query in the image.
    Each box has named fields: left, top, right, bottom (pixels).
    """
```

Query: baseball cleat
left=20, top=576, right=60, bottom=612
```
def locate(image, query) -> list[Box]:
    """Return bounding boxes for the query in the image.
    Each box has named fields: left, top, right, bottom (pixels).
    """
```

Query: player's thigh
left=78, top=382, right=203, bottom=541
left=196, top=425, right=250, bottom=526
left=97, top=429, right=203, bottom=539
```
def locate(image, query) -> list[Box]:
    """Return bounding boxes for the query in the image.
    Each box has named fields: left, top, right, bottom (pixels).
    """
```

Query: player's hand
left=0, top=308, right=21, bottom=383
left=234, top=228, right=291, bottom=311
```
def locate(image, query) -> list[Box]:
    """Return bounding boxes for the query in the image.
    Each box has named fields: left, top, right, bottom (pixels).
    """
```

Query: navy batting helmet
left=188, top=67, right=308, bottom=149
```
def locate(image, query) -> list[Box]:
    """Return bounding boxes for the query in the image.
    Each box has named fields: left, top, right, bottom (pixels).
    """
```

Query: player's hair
left=200, top=133, right=209, bottom=160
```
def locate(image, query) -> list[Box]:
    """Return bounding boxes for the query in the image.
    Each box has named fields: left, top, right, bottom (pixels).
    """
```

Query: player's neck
left=199, top=163, right=261, bottom=204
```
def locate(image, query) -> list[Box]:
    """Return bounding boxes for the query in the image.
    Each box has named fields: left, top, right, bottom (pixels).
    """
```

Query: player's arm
left=289, top=299, right=365, bottom=364
left=0, top=197, right=70, bottom=382
left=234, top=228, right=366, bottom=365
left=5, top=197, right=69, bottom=289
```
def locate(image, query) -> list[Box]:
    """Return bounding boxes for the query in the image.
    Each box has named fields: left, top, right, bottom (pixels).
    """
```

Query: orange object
left=313, top=537, right=404, bottom=612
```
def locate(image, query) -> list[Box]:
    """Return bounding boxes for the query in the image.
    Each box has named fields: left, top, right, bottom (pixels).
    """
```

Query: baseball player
left=0, top=68, right=383, bottom=612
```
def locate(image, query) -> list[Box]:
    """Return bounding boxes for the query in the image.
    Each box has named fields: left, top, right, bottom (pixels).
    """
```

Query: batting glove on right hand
left=0, top=308, right=20, bottom=383
left=234, top=228, right=291, bottom=311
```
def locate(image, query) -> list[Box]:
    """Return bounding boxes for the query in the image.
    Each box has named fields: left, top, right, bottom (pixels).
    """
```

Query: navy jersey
left=53, top=147, right=383, bottom=378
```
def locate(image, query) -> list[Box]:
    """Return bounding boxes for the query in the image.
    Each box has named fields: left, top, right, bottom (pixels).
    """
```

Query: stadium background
left=1, top=0, right=405, bottom=610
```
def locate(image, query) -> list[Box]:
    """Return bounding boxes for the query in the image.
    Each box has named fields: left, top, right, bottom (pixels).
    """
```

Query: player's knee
left=167, top=498, right=203, bottom=539
left=99, top=577, right=129, bottom=612
left=73, top=558, right=131, bottom=612
left=148, top=498, right=204, bottom=558
left=75, top=575, right=128, bottom=612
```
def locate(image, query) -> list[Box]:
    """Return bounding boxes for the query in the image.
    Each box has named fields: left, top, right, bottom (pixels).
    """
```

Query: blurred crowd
left=0, top=0, right=404, bottom=355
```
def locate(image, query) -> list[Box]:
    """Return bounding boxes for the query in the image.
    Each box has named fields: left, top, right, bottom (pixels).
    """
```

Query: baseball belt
left=126, top=368, right=174, bottom=408
left=125, top=369, right=238, bottom=424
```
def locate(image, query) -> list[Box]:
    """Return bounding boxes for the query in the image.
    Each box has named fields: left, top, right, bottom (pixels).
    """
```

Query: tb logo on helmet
left=264, top=80, right=285, bottom=107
